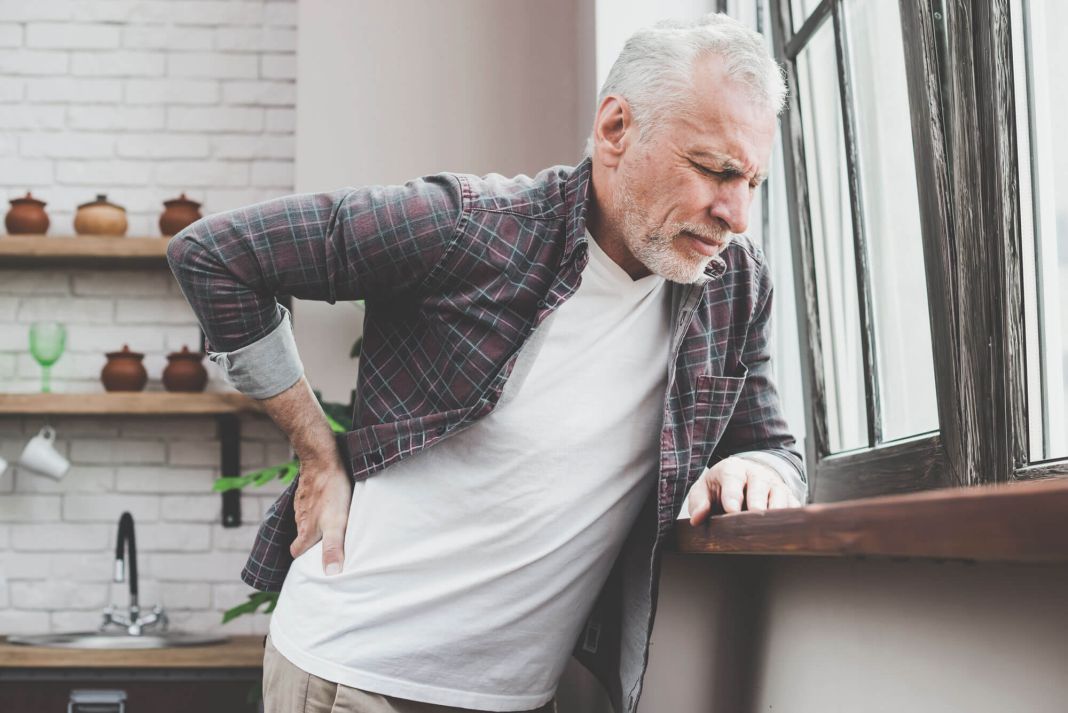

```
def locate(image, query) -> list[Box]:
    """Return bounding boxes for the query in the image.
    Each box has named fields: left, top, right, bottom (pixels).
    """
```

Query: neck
left=587, top=163, right=653, bottom=280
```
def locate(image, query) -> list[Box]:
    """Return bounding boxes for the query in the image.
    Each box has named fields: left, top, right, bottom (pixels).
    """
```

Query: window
left=1012, top=0, right=1068, bottom=462
left=770, top=0, right=946, bottom=501
left=767, top=0, right=1068, bottom=501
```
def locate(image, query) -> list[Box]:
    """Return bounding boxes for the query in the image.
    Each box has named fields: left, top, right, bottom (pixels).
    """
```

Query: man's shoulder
left=444, top=163, right=578, bottom=222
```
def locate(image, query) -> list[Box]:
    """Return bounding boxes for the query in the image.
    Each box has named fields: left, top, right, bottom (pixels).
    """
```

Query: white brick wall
left=0, top=0, right=296, bottom=237
left=0, top=0, right=298, bottom=636
left=0, top=411, right=292, bottom=634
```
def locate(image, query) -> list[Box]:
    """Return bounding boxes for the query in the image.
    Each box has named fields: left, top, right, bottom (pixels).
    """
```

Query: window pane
left=1012, top=0, right=1068, bottom=461
left=733, top=0, right=810, bottom=466
left=844, top=0, right=939, bottom=442
left=791, top=0, right=824, bottom=32
left=796, top=19, right=867, bottom=453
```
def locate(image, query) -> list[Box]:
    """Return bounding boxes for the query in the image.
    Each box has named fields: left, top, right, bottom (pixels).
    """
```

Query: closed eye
left=691, top=160, right=763, bottom=190
left=690, top=160, right=726, bottom=179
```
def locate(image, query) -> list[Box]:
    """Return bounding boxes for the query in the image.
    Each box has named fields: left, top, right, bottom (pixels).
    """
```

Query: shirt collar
left=562, top=157, right=593, bottom=267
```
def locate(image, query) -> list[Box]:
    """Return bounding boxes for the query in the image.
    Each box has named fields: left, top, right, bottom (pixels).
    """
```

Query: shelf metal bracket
left=217, top=414, right=242, bottom=528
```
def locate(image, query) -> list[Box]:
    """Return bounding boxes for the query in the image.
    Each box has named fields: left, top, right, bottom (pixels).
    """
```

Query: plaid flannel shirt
left=167, top=157, right=806, bottom=713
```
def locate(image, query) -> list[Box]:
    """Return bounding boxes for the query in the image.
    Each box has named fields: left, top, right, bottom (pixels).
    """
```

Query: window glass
left=796, top=19, right=867, bottom=452
left=731, top=0, right=810, bottom=467
left=1012, top=0, right=1068, bottom=461
left=791, top=0, right=824, bottom=32
left=844, top=0, right=939, bottom=441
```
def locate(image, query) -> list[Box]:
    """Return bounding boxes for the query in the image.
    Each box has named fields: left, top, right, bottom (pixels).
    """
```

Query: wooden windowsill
left=675, top=477, right=1068, bottom=563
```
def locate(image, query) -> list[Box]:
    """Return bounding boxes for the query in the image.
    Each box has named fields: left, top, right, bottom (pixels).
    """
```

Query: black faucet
left=115, top=512, right=139, bottom=609
left=99, top=511, right=167, bottom=635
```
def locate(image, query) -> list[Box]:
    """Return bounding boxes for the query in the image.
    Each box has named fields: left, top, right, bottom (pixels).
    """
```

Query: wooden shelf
left=0, top=634, right=264, bottom=669
left=675, top=477, right=1068, bottom=563
left=0, top=235, right=171, bottom=267
left=0, top=392, right=263, bottom=416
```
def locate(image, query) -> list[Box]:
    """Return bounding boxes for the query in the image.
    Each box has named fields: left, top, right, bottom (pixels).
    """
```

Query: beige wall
left=293, top=0, right=591, bottom=404
left=642, top=554, right=1068, bottom=713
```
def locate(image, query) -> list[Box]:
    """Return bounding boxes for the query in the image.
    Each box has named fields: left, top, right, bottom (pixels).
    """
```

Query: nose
left=708, top=180, right=752, bottom=235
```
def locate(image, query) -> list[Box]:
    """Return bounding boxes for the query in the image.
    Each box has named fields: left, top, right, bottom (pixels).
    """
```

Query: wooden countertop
left=0, top=634, right=264, bottom=668
left=675, top=477, right=1068, bottom=563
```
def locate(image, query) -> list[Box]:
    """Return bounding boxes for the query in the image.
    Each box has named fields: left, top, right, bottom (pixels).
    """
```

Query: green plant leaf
left=221, top=591, right=278, bottom=624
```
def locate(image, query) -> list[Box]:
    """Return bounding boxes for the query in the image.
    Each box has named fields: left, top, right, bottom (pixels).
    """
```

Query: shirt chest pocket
left=692, top=364, right=749, bottom=455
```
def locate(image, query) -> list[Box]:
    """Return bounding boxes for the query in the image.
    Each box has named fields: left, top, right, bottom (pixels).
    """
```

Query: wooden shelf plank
left=675, top=477, right=1068, bottom=563
left=0, top=392, right=263, bottom=416
left=0, top=634, right=264, bottom=668
left=0, top=235, right=171, bottom=267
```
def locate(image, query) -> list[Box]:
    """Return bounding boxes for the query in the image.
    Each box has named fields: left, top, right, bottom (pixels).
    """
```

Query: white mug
left=0, top=455, right=7, bottom=478
left=19, top=425, right=70, bottom=480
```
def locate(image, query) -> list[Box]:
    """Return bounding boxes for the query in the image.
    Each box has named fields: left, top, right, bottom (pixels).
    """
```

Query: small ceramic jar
left=101, top=345, right=147, bottom=392
left=162, top=346, right=208, bottom=392
left=159, top=193, right=203, bottom=237
left=74, top=194, right=127, bottom=236
left=5, top=192, right=50, bottom=235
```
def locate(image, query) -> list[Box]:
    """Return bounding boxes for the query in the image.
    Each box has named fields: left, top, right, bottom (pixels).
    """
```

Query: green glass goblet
left=29, top=322, right=67, bottom=393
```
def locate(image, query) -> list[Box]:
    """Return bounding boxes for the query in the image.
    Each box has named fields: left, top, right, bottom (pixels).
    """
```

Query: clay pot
left=159, top=193, right=203, bottom=237
left=162, top=346, right=208, bottom=392
left=101, top=345, right=147, bottom=392
left=5, top=192, right=50, bottom=235
left=74, top=194, right=127, bottom=236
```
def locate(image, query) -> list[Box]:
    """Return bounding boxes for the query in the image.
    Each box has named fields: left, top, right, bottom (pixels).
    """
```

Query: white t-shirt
left=268, top=230, right=672, bottom=711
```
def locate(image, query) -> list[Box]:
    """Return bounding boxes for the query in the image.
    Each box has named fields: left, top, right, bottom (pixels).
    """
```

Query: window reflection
left=1012, top=0, right=1068, bottom=461
left=844, top=0, right=938, bottom=442
left=791, top=0, right=824, bottom=32
left=796, top=19, right=867, bottom=453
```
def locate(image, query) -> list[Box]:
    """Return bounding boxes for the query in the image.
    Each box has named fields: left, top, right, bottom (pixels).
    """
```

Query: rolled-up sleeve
left=204, top=302, right=303, bottom=399
left=166, top=175, right=465, bottom=399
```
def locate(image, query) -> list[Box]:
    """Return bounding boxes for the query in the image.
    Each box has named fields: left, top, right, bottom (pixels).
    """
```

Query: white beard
left=615, top=172, right=723, bottom=285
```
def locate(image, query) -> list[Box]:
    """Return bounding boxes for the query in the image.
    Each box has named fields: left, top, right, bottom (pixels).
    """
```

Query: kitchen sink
left=6, top=631, right=229, bottom=649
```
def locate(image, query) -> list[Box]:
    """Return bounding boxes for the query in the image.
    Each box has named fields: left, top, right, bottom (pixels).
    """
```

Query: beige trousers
left=262, top=634, right=558, bottom=713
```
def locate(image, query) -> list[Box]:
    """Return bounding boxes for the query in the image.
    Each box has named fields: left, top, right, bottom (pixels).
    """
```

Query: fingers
left=746, top=476, right=771, bottom=512
left=289, top=484, right=319, bottom=559
left=687, top=479, right=714, bottom=527
left=768, top=483, right=790, bottom=510
left=717, top=463, right=747, bottom=514
left=287, top=466, right=353, bottom=570
left=321, top=517, right=345, bottom=576
left=686, top=459, right=804, bottom=527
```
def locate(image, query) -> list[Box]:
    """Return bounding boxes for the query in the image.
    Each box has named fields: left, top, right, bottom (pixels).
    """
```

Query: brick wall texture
left=0, top=0, right=299, bottom=636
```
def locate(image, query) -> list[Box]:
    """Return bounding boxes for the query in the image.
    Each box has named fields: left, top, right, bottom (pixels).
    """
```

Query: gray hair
left=583, top=13, right=786, bottom=158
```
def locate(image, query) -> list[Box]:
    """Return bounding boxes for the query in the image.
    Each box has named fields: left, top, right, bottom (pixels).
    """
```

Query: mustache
left=668, top=224, right=728, bottom=242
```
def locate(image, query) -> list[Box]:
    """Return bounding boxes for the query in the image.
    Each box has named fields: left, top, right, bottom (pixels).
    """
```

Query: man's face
left=607, top=55, right=778, bottom=283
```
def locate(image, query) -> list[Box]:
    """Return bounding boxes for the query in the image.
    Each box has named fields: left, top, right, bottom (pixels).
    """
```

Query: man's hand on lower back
left=685, top=456, right=802, bottom=526
left=255, top=374, right=353, bottom=576
left=289, top=460, right=352, bottom=575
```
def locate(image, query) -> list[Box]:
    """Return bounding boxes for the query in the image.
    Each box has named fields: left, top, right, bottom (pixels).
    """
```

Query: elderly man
left=168, top=12, right=805, bottom=713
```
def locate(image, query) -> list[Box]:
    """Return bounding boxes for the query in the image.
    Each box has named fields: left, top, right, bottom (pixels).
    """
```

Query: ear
left=591, top=95, right=635, bottom=168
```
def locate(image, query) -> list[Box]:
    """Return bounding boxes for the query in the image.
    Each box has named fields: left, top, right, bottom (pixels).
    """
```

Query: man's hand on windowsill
left=683, top=456, right=803, bottom=527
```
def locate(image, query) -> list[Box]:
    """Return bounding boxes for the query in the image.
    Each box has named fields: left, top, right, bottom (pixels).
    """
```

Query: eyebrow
left=690, top=149, right=768, bottom=185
